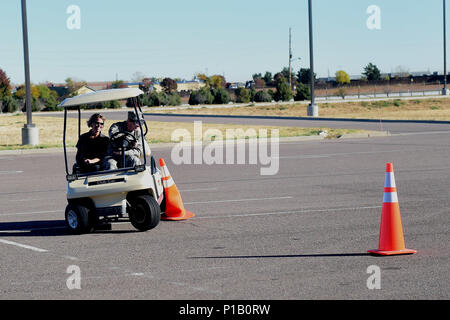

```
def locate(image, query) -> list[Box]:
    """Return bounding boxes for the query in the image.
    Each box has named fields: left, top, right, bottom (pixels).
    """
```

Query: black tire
left=128, top=195, right=160, bottom=231
left=65, top=203, right=93, bottom=234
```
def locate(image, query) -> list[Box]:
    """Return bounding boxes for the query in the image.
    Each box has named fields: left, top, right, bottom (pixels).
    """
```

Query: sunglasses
left=94, top=122, right=104, bottom=126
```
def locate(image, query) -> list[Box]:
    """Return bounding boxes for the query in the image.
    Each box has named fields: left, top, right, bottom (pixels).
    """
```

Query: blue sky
left=0, top=0, right=447, bottom=84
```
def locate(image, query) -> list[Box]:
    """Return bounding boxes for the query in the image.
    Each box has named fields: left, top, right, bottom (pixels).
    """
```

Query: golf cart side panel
left=67, top=169, right=163, bottom=202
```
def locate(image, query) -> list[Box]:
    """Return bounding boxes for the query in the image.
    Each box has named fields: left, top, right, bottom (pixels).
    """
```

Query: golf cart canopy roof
left=58, top=88, right=144, bottom=108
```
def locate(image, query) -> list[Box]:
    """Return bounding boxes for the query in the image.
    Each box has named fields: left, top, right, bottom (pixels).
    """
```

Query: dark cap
left=127, top=111, right=144, bottom=123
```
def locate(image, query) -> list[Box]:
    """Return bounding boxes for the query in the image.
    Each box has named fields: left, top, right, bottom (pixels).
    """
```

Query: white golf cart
left=59, top=88, right=164, bottom=234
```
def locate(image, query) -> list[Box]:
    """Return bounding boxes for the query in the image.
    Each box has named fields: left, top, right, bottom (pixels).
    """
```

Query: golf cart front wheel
left=128, top=195, right=160, bottom=231
left=65, top=203, right=93, bottom=234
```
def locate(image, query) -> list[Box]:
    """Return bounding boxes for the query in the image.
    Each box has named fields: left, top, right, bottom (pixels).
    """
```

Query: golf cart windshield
left=58, top=88, right=151, bottom=181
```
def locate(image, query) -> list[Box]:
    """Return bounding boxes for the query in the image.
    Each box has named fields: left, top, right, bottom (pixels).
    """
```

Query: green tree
left=294, top=83, right=310, bottom=101
left=274, top=75, right=293, bottom=102
left=212, top=88, right=230, bottom=104
left=110, top=80, right=125, bottom=89
left=296, top=68, right=316, bottom=84
left=335, top=70, right=350, bottom=85
left=37, top=84, right=60, bottom=111
left=252, top=73, right=262, bottom=81
left=167, top=92, right=181, bottom=106
left=254, top=90, right=272, bottom=102
left=1, top=96, right=19, bottom=113
left=363, top=63, right=381, bottom=81
left=263, top=72, right=273, bottom=86
left=234, top=87, right=250, bottom=103
left=189, top=87, right=214, bottom=105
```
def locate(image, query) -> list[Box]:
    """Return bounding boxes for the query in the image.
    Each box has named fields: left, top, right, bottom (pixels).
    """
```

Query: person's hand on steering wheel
left=110, top=131, right=137, bottom=153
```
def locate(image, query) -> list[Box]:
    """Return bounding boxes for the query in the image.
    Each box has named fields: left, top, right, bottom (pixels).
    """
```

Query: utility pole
left=21, top=0, right=39, bottom=145
left=289, top=27, right=293, bottom=90
left=307, top=0, right=318, bottom=116
left=443, top=0, right=448, bottom=95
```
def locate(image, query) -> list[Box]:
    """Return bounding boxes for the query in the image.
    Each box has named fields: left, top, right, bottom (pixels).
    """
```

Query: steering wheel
left=110, top=131, right=137, bottom=151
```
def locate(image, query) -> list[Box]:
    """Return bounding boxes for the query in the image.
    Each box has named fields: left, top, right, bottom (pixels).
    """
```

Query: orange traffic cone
left=368, top=163, right=416, bottom=256
left=159, top=158, right=195, bottom=221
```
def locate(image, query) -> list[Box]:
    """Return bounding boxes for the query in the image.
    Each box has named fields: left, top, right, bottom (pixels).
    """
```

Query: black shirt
left=76, top=131, right=109, bottom=165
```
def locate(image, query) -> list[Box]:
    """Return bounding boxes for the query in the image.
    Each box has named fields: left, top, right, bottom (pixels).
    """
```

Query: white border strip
left=0, top=239, right=48, bottom=253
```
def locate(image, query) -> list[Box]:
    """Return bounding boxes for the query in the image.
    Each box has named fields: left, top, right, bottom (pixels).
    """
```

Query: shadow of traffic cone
left=368, top=163, right=416, bottom=256
left=159, top=158, right=195, bottom=221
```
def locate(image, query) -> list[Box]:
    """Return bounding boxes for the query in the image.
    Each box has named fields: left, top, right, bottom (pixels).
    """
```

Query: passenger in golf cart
left=103, top=111, right=148, bottom=170
left=75, top=113, right=109, bottom=173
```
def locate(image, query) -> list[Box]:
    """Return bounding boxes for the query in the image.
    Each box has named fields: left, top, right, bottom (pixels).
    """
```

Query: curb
left=144, top=112, right=450, bottom=124
left=0, top=131, right=390, bottom=156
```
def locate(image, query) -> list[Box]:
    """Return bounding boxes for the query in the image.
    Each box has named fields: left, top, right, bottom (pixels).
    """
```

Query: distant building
left=75, top=85, right=95, bottom=95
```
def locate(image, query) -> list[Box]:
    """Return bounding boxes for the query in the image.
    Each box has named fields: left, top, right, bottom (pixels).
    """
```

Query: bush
left=148, top=92, right=168, bottom=106
left=167, top=92, right=181, bottom=106
left=249, top=88, right=256, bottom=102
left=234, top=87, right=250, bottom=103
left=189, top=88, right=214, bottom=105
left=335, top=88, right=347, bottom=99
left=1, top=96, right=19, bottom=113
left=212, top=88, right=230, bottom=104
left=294, top=83, right=310, bottom=101
left=41, top=94, right=61, bottom=111
left=274, top=81, right=293, bottom=102
left=254, top=90, right=272, bottom=103
left=104, top=100, right=121, bottom=109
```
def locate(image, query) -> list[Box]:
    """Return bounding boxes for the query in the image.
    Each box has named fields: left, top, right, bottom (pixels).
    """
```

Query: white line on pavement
left=277, top=149, right=406, bottom=159
left=184, top=196, right=292, bottom=205
left=0, top=210, right=60, bottom=216
left=194, top=205, right=382, bottom=219
left=0, top=239, right=48, bottom=253
left=179, top=187, right=218, bottom=192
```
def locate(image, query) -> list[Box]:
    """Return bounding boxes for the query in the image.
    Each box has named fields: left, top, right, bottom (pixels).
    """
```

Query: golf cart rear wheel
left=129, top=195, right=160, bottom=231
left=65, top=203, right=93, bottom=234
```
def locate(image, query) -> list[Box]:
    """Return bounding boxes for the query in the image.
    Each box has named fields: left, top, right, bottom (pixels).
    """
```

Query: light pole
left=289, top=27, right=294, bottom=90
left=307, top=0, right=318, bottom=116
left=21, top=0, right=38, bottom=145
left=443, top=0, right=448, bottom=95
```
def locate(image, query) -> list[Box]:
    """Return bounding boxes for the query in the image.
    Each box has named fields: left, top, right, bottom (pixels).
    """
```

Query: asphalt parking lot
left=0, top=117, right=449, bottom=299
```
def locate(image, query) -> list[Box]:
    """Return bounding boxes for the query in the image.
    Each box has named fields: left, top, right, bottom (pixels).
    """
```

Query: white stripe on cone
left=384, top=172, right=396, bottom=188
left=383, top=192, right=399, bottom=203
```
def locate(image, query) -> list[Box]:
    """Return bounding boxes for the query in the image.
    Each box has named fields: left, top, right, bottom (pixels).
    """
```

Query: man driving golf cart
left=104, top=111, right=148, bottom=170
left=59, top=88, right=164, bottom=234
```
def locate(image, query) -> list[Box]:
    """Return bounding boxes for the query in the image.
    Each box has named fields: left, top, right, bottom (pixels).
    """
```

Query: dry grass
left=149, top=97, right=450, bottom=121
left=0, top=115, right=364, bottom=150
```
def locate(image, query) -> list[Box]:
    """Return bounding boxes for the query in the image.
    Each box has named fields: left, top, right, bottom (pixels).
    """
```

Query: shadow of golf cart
left=59, top=88, right=165, bottom=234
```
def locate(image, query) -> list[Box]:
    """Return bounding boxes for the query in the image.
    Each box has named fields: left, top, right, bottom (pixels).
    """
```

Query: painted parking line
left=195, top=205, right=382, bottom=219
left=0, top=210, right=60, bottom=216
left=0, top=170, right=23, bottom=174
left=7, top=198, right=60, bottom=202
left=184, top=196, right=292, bottom=205
left=179, top=187, right=218, bottom=192
left=276, top=149, right=407, bottom=160
left=0, top=239, right=48, bottom=253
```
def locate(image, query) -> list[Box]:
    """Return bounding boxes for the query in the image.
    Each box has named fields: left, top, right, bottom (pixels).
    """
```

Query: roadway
left=0, top=115, right=449, bottom=299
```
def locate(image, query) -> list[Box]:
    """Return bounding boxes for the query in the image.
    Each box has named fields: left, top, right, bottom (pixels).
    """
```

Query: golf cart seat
left=72, top=162, right=102, bottom=174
